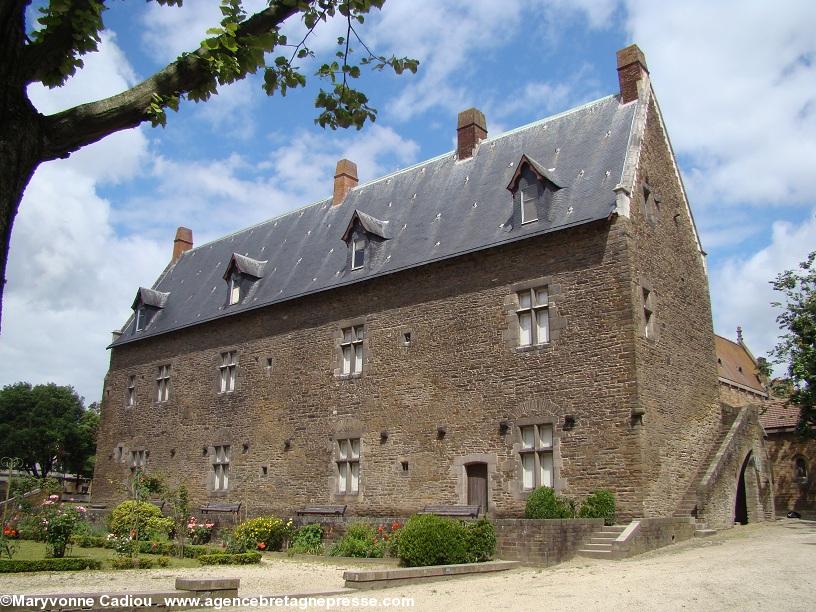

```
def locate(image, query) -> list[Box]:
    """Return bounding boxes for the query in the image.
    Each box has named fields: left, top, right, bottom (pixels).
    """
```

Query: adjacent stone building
left=93, top=45, right=773, bottom=529
left=715, top=331, right=814, bottom=518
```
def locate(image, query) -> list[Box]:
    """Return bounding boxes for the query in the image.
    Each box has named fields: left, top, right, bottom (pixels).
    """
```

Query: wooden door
left=466, top=463, right=488, bottom=514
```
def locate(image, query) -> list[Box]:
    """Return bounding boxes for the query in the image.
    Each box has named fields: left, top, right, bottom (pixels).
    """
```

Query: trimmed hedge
left=524, top=486, right=575, bottom=519
left=198, top=552, right=262, bottom=565
left=71, top=535, right=218, bottom=558
left=578, top=489, right=617, bottom=525
left=0, top=558, right=102, bottom=573
left=397, top=515, right=496, bottom=567
left=110, top=556, right=171, bottom=570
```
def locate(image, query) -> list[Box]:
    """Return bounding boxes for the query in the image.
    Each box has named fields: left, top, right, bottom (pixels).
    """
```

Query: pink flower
left=205, top=523, right=215, bottom=529
left=49, top=494, right=59, bottom=501
left=76, top=506, right=87, bottom=513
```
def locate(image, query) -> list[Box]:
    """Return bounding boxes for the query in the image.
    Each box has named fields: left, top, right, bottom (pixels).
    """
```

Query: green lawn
left=7, top=540, right=199, bottom=568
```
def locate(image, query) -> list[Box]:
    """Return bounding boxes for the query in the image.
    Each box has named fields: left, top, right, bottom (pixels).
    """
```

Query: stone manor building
left=93, top=46, right=773, bottom=529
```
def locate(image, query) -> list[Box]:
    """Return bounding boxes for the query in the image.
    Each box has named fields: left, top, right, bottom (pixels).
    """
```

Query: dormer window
left=130, top=287, right=169, bottom=334
left=223, top=253, right=266, bottom=306
left=507, top=154, right=562, bottom=227
left=352, top=238, right=366, bottom=270
left=341, top=210, right=390, bottom=272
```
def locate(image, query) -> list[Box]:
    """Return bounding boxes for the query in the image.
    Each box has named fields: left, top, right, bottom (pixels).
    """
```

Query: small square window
left=403, top=331, right=412, bottom=345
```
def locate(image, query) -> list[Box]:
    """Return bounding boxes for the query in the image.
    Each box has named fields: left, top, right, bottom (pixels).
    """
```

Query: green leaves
left=769, top=251, right=816, bottom=437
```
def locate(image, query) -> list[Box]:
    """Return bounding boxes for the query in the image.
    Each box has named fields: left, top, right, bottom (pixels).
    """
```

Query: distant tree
left=0, top=1, right=417, bottom=328
left=0, top=382, right=97, bottom=478
left=769, top=251, right=816, bottom=437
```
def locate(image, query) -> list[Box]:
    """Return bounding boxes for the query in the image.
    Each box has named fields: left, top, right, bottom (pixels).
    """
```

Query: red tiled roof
left=760, top=398, right=800, bottom=430
left=715, top=335, right=766, bottom=393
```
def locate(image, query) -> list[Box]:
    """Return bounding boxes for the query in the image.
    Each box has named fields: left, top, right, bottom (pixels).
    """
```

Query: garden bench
left=418, top=504, right=481, bottom=518
left=148, top=499, right=165, bottom=511
left=200, top=502, right=242, bottom=523
left=296, top=504, right=347, bottom=517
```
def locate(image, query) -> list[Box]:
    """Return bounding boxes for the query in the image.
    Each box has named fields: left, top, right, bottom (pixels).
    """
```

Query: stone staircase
left=576, top=524, right=627, bottom=559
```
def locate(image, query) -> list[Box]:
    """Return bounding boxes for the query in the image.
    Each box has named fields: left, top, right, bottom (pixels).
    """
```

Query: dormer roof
left=341, top=210, right=391, bottom=242
left=223, top=253, right=267, bottom=281
left=506, top=154, right=563, bottom=192
left=131, top=287, right=170, bottom=311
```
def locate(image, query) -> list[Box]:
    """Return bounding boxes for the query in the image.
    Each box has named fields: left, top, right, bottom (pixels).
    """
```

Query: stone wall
left=612, top=517, right=694, bottom=558
left=94, top=220, right=647, bottom=518
left=493, top=518, right=602, bottom=565
left=766, top=430, right=816, bottom=518
left=624, top=97, right=723, bottom=517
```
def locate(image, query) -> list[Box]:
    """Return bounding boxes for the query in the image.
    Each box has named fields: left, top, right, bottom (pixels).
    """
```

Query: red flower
left=391, top=521, right=400, bottom=531
left=257, top=542, right=267, bottom=550
left=377, top=525, right=384, bottom=533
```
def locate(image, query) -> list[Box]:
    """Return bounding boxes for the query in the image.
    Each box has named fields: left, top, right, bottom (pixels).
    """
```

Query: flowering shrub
left=288, top=524, right=324, bottom=555
left=232, top=516, right=293, bottom=552
left=39, top=496, right=87, bottom=558
left=2, top=526, right=18, bottom=539
left=187, top=516, right=216, bottom=545
left=328, top=522, right=401, bottom=558
left=108, top=501, right=165, bottom=541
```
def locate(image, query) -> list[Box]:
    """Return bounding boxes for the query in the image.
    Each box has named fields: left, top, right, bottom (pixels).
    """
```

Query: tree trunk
left=1, top=1, right=45, bottom=331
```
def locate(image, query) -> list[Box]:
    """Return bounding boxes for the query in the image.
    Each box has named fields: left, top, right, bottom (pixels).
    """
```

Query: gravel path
left=1, top=520, right=814, bottom=610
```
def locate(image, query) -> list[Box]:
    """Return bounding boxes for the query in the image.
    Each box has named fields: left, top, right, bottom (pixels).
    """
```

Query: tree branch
left=39, top=1, right=301, bottom=161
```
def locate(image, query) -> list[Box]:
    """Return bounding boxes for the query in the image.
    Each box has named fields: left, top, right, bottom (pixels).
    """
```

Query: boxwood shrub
left=0, top=558, right=101, bottom=572
left=108, top=501, right=166, bottom=540
left=524, top=486, right=575, bottom=519
left=397, top=515, right=496, bottom=567
left=198, top=552, right=262, bottom=565
left=578, top=489, right=617, bottom=525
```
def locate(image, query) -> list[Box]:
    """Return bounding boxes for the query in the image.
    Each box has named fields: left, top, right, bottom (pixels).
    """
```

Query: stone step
left=579, top=543, right=613, bottom=552
left=695, top=529, right=717, bottom=537
left=596, top=529, right=625, bottom=536
left=589, top=537, right=618, bottom=544
left=576, top=549, right=614, bottom=559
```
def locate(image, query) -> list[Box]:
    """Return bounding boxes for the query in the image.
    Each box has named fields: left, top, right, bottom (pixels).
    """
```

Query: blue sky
left=2, top=0, right=815, bottom=403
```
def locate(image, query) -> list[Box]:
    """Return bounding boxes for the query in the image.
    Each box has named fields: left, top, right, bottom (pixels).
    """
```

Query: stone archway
left=734, top=452, right=751, bottom=525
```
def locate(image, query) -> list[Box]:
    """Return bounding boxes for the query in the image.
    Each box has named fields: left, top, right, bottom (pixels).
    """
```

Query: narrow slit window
left=126, top=375, right=136, bottom=407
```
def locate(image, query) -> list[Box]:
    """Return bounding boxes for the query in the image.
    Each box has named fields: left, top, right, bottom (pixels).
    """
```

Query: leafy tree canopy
left=769, top=251, right=816, bottom=437
left=0, top=0, right=417, bottom=327
left=0, top=382, right=98, bottom=478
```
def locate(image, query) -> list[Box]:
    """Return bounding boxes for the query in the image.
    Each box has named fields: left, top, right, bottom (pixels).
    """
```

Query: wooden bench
left=296, top=504, right=347, bottom=517
left=200, top=502, right=242, bottom=523
left=148, top=499, right=165, bottom=511
left=418, top=504, right=481, bottom=518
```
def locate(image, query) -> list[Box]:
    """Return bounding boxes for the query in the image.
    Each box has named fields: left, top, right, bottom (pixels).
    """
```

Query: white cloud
left=710, top=210, right=816, bottom=374
left=624, top=0, right=816, bottom=207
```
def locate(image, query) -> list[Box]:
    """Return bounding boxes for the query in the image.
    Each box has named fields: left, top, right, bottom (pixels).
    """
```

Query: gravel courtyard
left=0, top=520, right=813, bottom=610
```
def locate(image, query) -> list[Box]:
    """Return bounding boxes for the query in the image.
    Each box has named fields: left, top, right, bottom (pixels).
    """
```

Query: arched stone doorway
left=734, top=452, right=752, bottom=525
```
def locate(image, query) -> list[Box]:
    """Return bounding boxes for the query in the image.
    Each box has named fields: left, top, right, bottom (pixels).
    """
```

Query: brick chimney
left=172, top=226, right=193, bottom=262
left=333, top=159, right=358, bottom=207
left=617, top=44, right=649, bottom=104
left=457, top=108, right=487, bottom=160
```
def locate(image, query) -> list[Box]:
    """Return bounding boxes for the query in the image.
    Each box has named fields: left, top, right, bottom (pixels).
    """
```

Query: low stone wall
left=612, top=517, right=694, bottom=558
left=493, top=518, right=603, bottom=565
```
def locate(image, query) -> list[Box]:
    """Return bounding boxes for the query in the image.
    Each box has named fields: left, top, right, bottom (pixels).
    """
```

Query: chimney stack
left=333, top=159, right=358, bottom=207
left=457, top=108, right=487, bottom=160
left=737, top=326, right=744, bottom=344
left=172, top=226, right=193, bottom=262
left=616, top=44, right=649, bottom=104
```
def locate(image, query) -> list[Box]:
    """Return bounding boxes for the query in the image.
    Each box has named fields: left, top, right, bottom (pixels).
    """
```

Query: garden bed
left=3, top=540, right=199, bottom=570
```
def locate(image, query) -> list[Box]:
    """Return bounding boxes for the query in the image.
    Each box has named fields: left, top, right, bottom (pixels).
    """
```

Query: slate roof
left=225, top=253, right=267, bottom=280
left=715, top=335, right=767, bottom=394
left=113, top=94, right=638, bottom=347
left=131, top=287, right=170, bottom=310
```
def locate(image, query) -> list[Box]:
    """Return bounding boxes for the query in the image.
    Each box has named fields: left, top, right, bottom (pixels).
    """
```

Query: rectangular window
left=229, top=274, right=241, bottom=305
left=517, top=287, right=549, bottom=346
left=212, top=445, right=230, bottom=491
left=126, top=375, right=136, bottom=407
left=156, top=364, right=171, bottom=402
left=135, top=308, right=145, bottom=332
left=219, top=351, right=237, bottom=393
left=340, top=325, right=364, bottom=375
left=519, top=424, right=554, bottom=490
left=642, top=287, right=655, bottom=339
left=521, top=184, right=539, bottom=224
left=352, top=239, right=366, bottom=270
left=337, top=438, right=360, bottom=494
